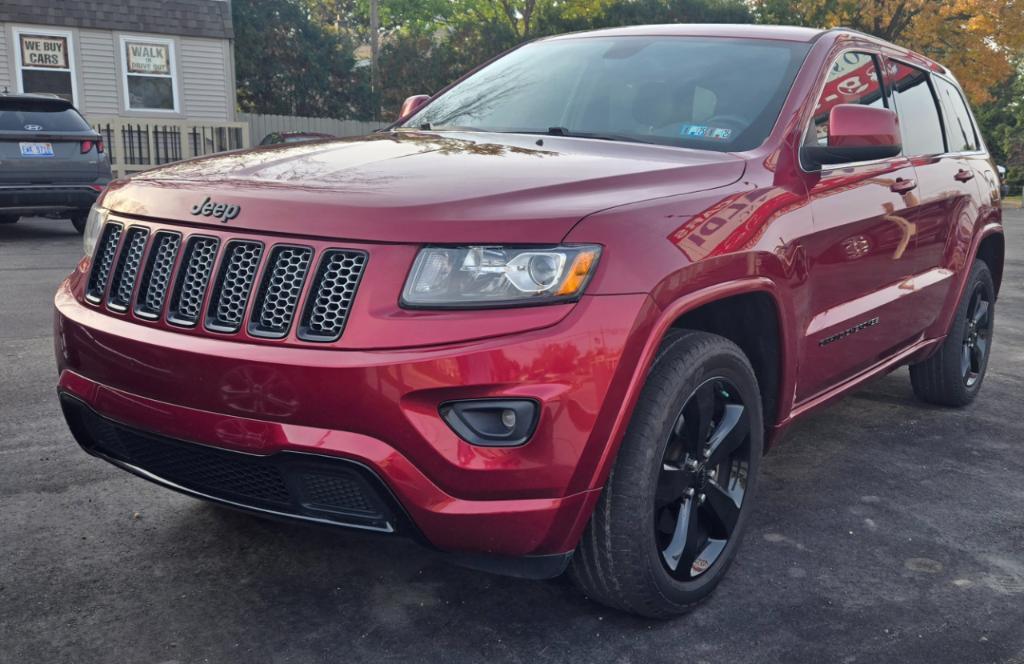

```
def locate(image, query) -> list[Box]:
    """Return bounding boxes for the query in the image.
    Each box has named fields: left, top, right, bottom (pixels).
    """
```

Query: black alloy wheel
left=910, top=260, right=995, bottom=407
left=656, top=377, right=751, bottom=579
left=961, top=283, right=992, bottom=387
left=571, top=330, right=763, bottom=617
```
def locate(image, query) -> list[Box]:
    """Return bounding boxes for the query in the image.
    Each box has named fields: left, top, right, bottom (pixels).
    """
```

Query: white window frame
left=12, top=26, right=79, bottom=106
left=119, top=34, right=180, bottom=113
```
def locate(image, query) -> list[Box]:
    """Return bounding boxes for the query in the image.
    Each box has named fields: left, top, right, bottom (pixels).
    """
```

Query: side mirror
left=399, top=94, right=431, bottom=121
left=802, top=104, right=902, bottom=169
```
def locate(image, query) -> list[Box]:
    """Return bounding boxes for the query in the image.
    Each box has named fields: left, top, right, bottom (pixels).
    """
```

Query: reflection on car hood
left=104, top=131, right=746, bottom=244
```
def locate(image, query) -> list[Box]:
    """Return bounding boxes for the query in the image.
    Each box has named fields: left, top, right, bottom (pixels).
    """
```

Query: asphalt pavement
left=1, top=211, right=1022, bottom=663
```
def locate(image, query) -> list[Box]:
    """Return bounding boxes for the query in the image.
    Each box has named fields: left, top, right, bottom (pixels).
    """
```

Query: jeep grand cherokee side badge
left=190, top=197, right=240, bottom=222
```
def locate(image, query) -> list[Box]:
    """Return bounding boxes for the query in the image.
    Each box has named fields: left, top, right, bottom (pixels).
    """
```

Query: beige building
left=0, top=1, right=248, bottom=176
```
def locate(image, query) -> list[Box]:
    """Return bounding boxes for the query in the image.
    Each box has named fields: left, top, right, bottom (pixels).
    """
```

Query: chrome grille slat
left=298, top=250, right=367, bottom=342
left=205, top=240, right=263, bottom=333
left=85, top=222, right=123, bottom=303
left=167, top=236, right=219, bottom=327
left=249, top=246, right=313, bottom=338
left=107, top=227, right=150, bottom=311
left=135, top=232, right=182, bottom=319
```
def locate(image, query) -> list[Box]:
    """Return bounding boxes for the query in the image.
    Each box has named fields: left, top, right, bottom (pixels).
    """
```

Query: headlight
left=82, top=204, right=108, bottom=258
left=402, top=245, right=602, bottom=308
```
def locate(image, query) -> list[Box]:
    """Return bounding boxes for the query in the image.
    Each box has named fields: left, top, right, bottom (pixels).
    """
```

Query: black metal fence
left=91, top=121, right=248, bottom=177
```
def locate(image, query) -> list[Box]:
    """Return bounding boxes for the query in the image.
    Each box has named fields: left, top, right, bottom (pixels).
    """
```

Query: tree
left=975, top=63, right=1024, bottom=189
left=233, top=0, right=363, bottom=117
left=750, top=0, right=1024, bottom=103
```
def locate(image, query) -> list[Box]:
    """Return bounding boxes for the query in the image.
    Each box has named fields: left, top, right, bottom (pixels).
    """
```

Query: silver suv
left=0, top=94, right=112, bottom=233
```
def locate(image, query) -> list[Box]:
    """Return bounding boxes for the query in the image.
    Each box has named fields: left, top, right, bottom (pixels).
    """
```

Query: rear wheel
left=70, top=211, right=88, bottom=234
left=570, top=330, right=763, bottom=618
left=0, top=214, right=19, bottom=225
left=910, top=260, right=995, bottom=406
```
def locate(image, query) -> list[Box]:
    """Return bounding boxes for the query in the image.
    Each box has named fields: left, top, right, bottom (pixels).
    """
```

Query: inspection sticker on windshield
left=19, top=142, right=54, bottom=157
left=681, top=125, right=732, bottom=140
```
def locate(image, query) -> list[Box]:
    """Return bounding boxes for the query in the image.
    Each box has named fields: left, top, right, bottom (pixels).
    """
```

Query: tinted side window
left=809, top=52, right=886, bottom=146
left=934, top=78, right=978, bottom=152
left=890, top=64, right=945, bottom=156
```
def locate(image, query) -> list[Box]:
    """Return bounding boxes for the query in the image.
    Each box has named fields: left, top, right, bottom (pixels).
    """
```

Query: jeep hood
left=103, top=131, right=745, bottom=244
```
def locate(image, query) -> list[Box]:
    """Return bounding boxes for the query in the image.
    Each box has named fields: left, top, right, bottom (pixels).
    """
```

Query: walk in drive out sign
left=126, top=43, right=170, bottom=75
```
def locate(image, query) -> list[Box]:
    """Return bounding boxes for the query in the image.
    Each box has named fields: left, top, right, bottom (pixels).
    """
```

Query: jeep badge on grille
left=190, top=197, right=240, bottom=222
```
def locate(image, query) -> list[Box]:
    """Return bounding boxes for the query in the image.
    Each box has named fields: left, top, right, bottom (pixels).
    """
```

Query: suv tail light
left=81, top=139, right=104, bottom=154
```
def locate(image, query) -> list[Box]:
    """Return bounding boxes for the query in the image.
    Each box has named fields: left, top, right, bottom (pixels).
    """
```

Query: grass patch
left=1004, top=195, right=1022, bottom=209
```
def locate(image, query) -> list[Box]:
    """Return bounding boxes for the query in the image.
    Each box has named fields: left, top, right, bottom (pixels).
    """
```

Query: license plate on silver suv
left=19, top=142, right=54, bottom=157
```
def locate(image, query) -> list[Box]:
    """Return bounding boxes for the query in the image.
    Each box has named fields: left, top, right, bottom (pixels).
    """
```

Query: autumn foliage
left=753, top=0, right=1024, bottom=104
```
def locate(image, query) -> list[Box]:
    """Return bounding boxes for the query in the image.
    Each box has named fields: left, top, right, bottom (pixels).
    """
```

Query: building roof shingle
left=0, top=0, right=233, bottom=41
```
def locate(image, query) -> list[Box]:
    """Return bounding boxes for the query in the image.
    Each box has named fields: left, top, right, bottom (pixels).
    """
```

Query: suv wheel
left=909, top=260, right=995, bottom=406
left=571, top=330, right=763, bottom=618
left=0, top=214, right=19, bottom=224
left=69, top=212, right=88, bottom=234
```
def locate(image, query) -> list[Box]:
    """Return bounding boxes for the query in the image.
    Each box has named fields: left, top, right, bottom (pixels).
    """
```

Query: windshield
left=404, top=36, right=810, bottom=152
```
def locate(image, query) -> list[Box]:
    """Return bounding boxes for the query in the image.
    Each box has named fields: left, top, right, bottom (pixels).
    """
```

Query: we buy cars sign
left=20, top=35, right=68, bottom=68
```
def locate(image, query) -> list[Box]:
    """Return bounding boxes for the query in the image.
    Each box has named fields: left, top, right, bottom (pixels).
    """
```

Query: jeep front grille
left=205, top=240, right=263, bottom=333
left=107, top=227, right=150, bottom=311
left=167, top=236, right=219, bottom=327
left=298, top=250, right=367, bottom=342
left=249, top=245, right=313, bottom=338
left=84, top=220, right=366, bottom=344
left=85, top=222, right=123, bottom=303
left=134, top=232, right=181, bottom=319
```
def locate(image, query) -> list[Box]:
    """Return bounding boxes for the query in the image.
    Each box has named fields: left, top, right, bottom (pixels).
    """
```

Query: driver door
left=798, top=50, right=929, bottom=401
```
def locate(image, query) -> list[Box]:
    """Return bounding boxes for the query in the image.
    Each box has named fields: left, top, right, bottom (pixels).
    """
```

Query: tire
left=910, top=260, right=995, bottom=407
left=70, top=212, right=88, bottom=234
left=570, top=330, right=763, bottom=618
left=0, top=214, right=19, bottom=224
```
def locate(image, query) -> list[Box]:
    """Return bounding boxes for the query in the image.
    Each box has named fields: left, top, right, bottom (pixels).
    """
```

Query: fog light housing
left=439, top=399, right=539, bottom=447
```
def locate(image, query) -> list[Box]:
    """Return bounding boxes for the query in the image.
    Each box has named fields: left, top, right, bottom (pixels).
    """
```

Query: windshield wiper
left=539, top=127, right=655, bottom=145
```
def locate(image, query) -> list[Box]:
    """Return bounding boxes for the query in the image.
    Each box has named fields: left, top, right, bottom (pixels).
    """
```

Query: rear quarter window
left=0, top=103, right=91, bottom=132
left=933, top=78, right=979, bottom=152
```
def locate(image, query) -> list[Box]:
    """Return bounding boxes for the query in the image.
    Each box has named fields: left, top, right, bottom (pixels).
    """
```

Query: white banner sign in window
left=20, top=35, right=69, bottom=69
left=126, top=42, right=170, bottom=75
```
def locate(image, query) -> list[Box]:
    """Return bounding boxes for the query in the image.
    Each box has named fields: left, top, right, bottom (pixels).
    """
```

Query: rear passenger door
left=933, top=75, right=996, bottom=207
left=798, top=51, right=929, bottom=401
left=886, top=61, right=980, bottom=326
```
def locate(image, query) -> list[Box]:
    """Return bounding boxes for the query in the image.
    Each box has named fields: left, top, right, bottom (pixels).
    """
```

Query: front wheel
left=570, top=330, right=763, bottom=618
left=909, top=260, right=995, bottom=406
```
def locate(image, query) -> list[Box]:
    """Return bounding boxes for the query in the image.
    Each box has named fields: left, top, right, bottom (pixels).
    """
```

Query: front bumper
left=0, top=183, right=105, bottom=214
left=55, top=279, right=654, bottom=559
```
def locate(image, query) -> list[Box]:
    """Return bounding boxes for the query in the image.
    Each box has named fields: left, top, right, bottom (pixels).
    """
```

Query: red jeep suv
left=54, top=25, right=1003, bottom=617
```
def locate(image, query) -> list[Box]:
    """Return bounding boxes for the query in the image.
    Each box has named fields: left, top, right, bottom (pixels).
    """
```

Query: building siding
left=78, top=30, right=118, bottom=115
left=0, top=26, right=10, bottom=92
left=179, top=37, right=231, bottom=120
left=2, top=19, right=236, bottom=124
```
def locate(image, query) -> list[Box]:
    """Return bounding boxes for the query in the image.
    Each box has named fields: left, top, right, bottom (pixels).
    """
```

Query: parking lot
left=1, top=211, right=1022, bottom=663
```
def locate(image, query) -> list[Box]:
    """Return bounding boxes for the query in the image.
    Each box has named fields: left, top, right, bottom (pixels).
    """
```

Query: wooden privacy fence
left=87, top=117, right=250, bottom=178
left=237, top=112, right=386, bottom=145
